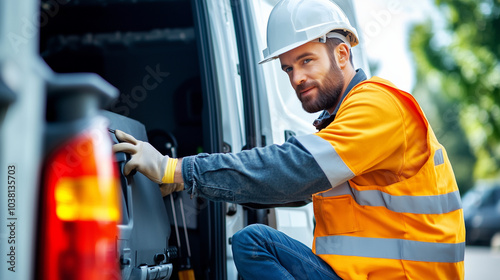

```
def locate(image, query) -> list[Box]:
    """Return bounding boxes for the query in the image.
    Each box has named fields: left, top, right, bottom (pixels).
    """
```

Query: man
left=113, top=0, right=465, bottom=279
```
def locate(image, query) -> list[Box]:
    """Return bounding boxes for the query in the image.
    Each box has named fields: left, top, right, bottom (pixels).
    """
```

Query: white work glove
left=112, top=130, right=184, bottom=196
left=112, top=129, right=168, bottom=183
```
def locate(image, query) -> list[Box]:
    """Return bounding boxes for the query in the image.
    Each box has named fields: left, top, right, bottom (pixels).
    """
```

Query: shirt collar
left=313, top=69, right=367, bottom=130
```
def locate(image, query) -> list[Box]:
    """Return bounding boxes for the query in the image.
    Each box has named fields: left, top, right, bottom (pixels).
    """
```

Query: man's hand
left=112, top=129, right=170, bottom=184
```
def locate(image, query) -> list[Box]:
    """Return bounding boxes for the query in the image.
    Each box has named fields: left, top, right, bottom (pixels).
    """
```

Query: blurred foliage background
left=409, top=0, right=500, bottom=194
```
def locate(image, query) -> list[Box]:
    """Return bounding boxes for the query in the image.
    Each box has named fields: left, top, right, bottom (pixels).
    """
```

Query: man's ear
left=335, top=43, right=350, bottom=69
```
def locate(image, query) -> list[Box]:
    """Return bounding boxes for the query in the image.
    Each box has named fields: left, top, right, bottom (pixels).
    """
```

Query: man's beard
left=296, top=61, right=345, bottom=113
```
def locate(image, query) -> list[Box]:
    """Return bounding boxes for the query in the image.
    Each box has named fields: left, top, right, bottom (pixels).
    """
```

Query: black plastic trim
left=231, top=0, right=263, bottom=149
left=191, top=0, right=226, bottom=279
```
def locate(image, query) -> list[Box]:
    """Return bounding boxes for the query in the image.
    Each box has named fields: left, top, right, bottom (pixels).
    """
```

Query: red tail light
left=38, top=123, right=121, bottom=280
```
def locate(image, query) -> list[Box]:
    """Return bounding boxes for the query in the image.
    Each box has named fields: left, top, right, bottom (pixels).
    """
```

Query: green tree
left=409, top=0, right=500, bottom=190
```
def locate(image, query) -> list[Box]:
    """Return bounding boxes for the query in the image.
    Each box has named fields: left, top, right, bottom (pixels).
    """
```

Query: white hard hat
left=260, top=0, right=359, bottom=64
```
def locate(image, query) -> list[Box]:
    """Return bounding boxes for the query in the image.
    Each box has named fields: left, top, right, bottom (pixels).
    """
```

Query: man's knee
left=232, top=224, right=264, bottom=247
left=232, top=223, right=273, bottom=258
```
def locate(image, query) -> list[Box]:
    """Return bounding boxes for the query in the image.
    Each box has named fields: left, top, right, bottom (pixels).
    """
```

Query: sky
left=354, top=0, right=438, bottom=93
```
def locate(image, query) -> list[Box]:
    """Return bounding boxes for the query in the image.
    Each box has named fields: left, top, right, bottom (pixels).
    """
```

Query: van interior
left=40, top=0, right=227, bottom=279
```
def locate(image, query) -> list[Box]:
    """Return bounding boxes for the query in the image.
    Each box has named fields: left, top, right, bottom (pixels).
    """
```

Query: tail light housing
left=38, top=122, right=121, bottom=280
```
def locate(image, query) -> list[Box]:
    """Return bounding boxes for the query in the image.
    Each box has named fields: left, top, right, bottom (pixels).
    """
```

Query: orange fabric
left=315, top=78, right=429, bottom=183
left=312, top=77, right=464, bottom=279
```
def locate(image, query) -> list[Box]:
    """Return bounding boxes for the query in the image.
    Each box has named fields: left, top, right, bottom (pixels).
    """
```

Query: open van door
left=104, top=111, right=174, bottom=280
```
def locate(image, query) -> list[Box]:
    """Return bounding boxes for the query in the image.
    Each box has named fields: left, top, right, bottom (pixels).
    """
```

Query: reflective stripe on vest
left=296, top=134, right=355, bottom=187
left=298, top=134, right=462, bottom=215
left=315, top=236, right=465, bottom=263
left=319, top=182, right=462, bottom=214
left=434, top=148, right=445, bottom=165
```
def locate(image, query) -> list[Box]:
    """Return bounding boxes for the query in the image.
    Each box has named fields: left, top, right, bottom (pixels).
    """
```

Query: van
left=0, top=0, right=369, bottom=279
left=463, top=180, right=500, bottom=246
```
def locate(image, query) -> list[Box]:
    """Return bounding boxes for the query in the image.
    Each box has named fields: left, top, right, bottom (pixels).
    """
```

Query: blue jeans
left=231, top=224, right=342, bottom=280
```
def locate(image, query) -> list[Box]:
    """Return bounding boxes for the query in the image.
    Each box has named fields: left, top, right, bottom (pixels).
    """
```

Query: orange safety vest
left=300, top=78, right=465, bottom=279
